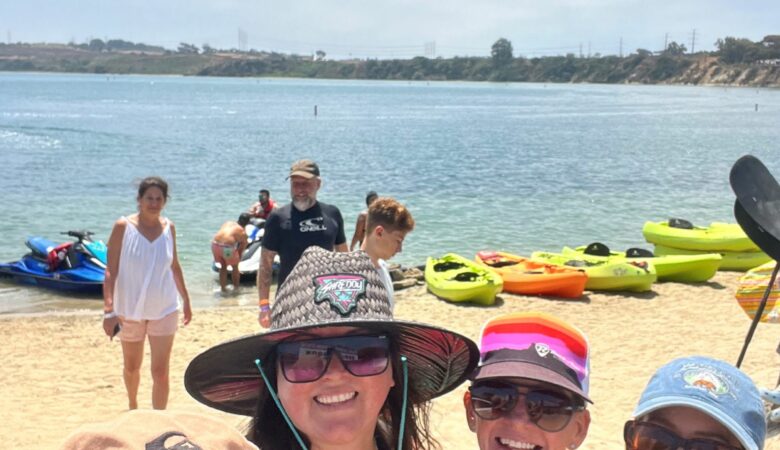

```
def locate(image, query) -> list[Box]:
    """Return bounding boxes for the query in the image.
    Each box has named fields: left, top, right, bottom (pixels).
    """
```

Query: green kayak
left=563, top=244, right=722, bottom=283
left=531, top=251, right=656, bottom=292
left=652, top=244, right=770, bottom=271
left=642, top=219, right=759, bottom=252
left=425, top=253, right=503, bottom=305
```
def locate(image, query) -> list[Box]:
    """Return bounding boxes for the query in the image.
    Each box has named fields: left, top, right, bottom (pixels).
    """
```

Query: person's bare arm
left=257, top=248, right=277, bottom=327
left=335, top=242, right=348, bottom=252
left=102, top=218, right=126, bottom=337
left=169, top=222, right=192, bottom=325
left=349, top=213, right=367, bottom=251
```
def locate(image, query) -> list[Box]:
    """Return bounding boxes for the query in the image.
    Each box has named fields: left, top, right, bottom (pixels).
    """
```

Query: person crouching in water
left=464, top=312, right=592, bottom=450
left=624, top=356, right=765, bottom=450
left=361, top=197, right=414, bottom=310
left=185, top=246, right=479, bottom=450
left=211, top=213, right=249, bottom=292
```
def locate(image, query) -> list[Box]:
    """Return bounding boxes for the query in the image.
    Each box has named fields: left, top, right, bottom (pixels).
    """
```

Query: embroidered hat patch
left=314, top=274, right=367, bottom=315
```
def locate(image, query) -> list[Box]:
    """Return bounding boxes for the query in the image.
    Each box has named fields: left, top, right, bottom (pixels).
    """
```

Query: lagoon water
left=1, top=72, right=778, bottom=314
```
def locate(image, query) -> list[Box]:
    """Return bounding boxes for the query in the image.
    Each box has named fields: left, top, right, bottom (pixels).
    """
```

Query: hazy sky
left=3, top=0, right=777, bottom=59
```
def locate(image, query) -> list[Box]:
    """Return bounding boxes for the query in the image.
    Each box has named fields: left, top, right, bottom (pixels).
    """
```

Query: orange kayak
left=475, top=251, right=588, bottom=298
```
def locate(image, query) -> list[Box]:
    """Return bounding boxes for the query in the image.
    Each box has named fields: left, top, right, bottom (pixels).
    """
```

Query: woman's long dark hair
left=249, top=336, right=440, bottom=450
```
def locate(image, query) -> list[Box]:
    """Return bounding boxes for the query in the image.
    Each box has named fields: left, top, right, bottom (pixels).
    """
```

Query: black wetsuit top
left=262, top=201, right=346, bottom=286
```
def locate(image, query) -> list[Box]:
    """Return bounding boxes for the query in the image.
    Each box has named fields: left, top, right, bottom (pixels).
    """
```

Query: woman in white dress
left=102, top=176, right=192, bottom=410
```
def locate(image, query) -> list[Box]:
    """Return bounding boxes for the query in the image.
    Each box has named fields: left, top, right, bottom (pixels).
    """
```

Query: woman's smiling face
left=277, top=326, right=395, bottom=448
left=464, top=378, right=590, bottom=450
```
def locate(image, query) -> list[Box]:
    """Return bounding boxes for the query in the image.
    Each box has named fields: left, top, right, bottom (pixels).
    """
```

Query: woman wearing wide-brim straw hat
left=185, top=246, right=479, bottom=450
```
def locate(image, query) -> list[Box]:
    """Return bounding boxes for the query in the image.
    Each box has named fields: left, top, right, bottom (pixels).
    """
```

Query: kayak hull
left=642, top=221, right=759, bottom=252
left=425, top=253, right=503, bottom=305
left=566, top=247, right=722, bottom=283
left=475, top=251, right=587, bottom=298
left=653, top=244, right=770, bottom=271
left=530, top=251, right=656, bottom=292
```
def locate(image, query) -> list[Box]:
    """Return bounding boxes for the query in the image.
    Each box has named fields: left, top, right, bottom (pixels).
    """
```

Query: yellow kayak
left=425, top=253, right=503, bottom=305
left=642, top=220, right=759, bottom=252
left=564, top=244, right=721, bottom=283
left=530, top=251, right=656, bottom=292
left=653, top=244, right=770, bottom=271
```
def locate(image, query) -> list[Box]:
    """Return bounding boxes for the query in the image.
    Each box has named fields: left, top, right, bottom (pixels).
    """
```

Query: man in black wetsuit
left=257, top=159, right=347, bottom=327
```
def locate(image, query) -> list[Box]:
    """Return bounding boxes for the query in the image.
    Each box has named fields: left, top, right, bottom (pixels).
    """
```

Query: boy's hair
left=366, top=197, right=415, bottom=234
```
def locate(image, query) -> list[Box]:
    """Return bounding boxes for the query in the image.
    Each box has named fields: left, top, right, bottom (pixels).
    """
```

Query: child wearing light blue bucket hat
left=624, top=356, right=766, bottom=450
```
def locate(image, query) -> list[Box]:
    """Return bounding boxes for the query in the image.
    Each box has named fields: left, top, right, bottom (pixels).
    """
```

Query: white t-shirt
left=377, top=259, right=394, bottom=310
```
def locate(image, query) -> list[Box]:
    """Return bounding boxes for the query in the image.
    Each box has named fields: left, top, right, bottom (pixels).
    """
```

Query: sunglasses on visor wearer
left=276, top=334, right=391, bottom=383
left=468, top=381, right=585, bottom=432
left=623, top=420, right=744, bottom=450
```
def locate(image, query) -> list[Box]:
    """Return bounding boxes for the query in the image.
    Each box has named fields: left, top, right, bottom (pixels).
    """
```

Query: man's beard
left=292, top=196, right=316, bottom=211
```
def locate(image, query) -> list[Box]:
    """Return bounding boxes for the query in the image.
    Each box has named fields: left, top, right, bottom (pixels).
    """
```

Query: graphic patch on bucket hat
left=314, top=274, right=367, bottom=315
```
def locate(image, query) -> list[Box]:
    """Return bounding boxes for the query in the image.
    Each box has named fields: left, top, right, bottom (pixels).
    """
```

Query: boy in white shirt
left=360, top=197, right=415, bottom=310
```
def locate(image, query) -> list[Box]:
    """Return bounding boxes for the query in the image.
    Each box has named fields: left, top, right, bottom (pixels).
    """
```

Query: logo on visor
left=314, top=274, right=367, bottom=315
left=535, top=343, right=551, bottom=357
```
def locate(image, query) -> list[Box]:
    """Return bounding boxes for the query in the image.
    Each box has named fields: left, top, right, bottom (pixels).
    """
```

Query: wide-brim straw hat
left=185, top=246, right=479, bottom=416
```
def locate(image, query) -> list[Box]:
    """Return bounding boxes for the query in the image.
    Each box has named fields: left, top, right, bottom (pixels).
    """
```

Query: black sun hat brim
left=184, top=319, right=479, bottom=416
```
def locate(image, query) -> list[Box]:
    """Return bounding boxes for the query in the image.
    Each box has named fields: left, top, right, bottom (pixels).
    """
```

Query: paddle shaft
left=737, top=263, right=780, bottom=368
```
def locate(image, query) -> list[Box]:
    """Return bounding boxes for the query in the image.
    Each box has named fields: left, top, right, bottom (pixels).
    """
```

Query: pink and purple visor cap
left=472, top=312, right=591, bottom=403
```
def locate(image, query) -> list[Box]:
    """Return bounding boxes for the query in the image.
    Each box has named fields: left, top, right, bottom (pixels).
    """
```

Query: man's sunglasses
left=624, top=420, right=743, bottom=450
left=276, top=335, right=390, bottom=383
left=468, top=381, right=585, bottom=432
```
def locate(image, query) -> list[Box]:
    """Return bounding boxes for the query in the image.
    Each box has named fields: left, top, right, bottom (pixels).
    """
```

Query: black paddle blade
left=729, top=155, right=780, bottom=261
left=734, top=200, right=780, bottom=261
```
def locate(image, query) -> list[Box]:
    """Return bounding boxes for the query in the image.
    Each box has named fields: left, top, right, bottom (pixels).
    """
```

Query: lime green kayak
left=530, top=251, right=656, bottom=292
left=425, top=253, right=503, bottom=305
left=653, top=244, right=771, bottom=271
left=642, top=220, right=759, bottom=252
left=563, top=245, right=721, bottom=283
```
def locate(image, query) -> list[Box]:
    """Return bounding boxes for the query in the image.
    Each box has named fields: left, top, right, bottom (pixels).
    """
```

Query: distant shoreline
left=2, top=43, right=779, bottom=87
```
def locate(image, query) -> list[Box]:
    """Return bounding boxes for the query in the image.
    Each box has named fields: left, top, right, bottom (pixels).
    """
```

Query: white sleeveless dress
left=113, top=217, right=179, bottom=321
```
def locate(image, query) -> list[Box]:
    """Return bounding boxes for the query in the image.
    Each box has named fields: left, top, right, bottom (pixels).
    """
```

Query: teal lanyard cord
left=254, top=359, right=309, bottom=450
left=397, top=355, right=408, bottom=450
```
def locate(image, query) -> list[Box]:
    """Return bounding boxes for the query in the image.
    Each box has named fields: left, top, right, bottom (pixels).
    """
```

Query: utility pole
left=588, top=42, right=591, bottom=58
left=664, top=33, right=668, bottom=52
left=619, top=37, right=623, bottom=57
left=579, top=42, right=583, bottom=58
left=691, top=29, right=696, bottom=54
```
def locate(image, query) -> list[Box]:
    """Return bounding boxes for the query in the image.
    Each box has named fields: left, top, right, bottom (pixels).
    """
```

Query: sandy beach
left=2, top=271, right=780, bottom=449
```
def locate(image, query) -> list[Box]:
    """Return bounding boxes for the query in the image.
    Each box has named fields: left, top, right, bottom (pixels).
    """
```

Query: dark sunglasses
left=624, top=420, right=743, bottom=450
left=468, top=381, right=585, bottom=432
left=276, top=335, right=390, bottom=383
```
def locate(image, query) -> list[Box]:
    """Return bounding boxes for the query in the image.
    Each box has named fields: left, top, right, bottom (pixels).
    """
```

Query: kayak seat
left=584, top=242, right=611, bottom=256
left=669, top=218, right=694, bottom=229
left=626, top=247, right=655, bottom=258
left=488, top=260, right=518, bottom=268
left=564, top=260, right=589, bottom=268
left=452, top=272, right=479, bottom=282
left=434, top=261, right=465, bottom=272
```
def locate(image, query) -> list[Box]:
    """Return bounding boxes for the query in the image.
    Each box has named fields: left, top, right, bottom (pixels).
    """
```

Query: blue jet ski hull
left=0, top=231, right=107, bottom=295
left=0, top=256, right=104, bottom=294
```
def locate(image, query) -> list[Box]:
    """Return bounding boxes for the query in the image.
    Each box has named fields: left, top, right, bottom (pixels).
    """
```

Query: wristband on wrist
left=104, top=311, right=117, bottom=319
left=259, top=299, right=270, bottom=312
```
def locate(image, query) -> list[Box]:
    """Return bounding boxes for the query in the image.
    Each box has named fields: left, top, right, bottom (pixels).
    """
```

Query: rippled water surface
left=1, top=73, right=778, bottom=313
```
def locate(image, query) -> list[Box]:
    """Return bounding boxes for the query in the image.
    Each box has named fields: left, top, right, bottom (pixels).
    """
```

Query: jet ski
left=213, top=218, right=279, bottom=282
left=0, top=230, right=107, bottom=294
